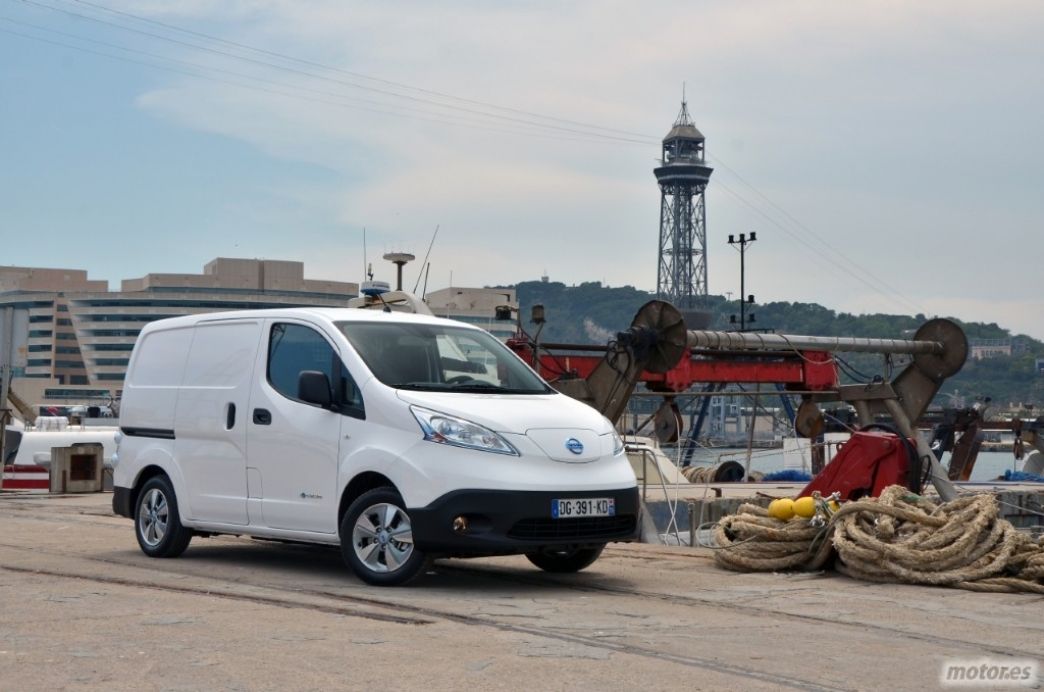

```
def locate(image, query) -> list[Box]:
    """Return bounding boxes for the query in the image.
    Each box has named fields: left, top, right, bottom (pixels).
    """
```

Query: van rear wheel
left=341, top=488, right=428, bottom=586
left=526, top=545, right=605, bottom=573
left=135, top=475, right=192, bottom=558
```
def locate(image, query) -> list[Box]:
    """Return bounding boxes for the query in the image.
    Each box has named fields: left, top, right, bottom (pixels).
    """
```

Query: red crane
left=507, top=301, right=968, bottom=502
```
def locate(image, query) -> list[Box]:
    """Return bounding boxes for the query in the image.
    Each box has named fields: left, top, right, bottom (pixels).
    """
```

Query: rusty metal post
left=688, top=500, right=697, bottom=548
left=947, top=416, right=984, bottom=481
left=852, top=401, right=873, bottom=426
left=811, top=442, right=825, bottom=475
left=883, top=398, right=956, bottom=502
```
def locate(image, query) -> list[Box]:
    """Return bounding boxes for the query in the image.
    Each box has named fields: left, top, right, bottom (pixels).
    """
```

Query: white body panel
left=120, top=326, right=194, bottom=433
left=174, top=320, right=262, bottom=525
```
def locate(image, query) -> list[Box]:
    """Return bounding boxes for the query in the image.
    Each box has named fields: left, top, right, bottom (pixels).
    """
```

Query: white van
left=112, top=308, right=640, bottom=585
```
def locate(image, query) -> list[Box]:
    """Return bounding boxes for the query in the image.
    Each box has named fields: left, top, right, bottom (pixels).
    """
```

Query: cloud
left=20, top=0, right=1044, bottom=338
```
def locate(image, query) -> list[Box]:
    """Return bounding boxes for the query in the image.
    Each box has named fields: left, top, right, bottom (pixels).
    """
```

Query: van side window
left=267, top=323, right=364, bottom=417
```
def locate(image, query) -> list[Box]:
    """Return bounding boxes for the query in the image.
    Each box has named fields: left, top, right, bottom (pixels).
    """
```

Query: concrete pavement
left=0, top=493, right=1040, bottom=691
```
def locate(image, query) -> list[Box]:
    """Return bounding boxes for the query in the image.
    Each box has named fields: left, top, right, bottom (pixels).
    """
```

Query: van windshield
left=336, top=321, right=553, bottom=395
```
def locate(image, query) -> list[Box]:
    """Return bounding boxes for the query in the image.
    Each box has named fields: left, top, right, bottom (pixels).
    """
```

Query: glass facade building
left=0, top=258, right=357, bottom=406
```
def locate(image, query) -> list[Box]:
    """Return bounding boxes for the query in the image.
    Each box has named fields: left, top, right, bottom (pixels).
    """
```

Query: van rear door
left=174, top=320, right=263, bottom=525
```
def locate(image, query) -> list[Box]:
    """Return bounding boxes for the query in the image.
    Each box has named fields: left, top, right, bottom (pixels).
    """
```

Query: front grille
left=507, top=515, right=637, bottom=541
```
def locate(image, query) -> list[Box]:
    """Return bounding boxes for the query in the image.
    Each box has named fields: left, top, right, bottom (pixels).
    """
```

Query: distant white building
left=969, top=339, right=1012, bottom=360
left=425, top=287, right=518, bottom=341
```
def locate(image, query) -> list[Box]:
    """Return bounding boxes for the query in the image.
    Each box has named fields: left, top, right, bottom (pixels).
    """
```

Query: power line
left=7, top=0, right=927, bottom=314
left=709, top=154, right=926, bottom=314
left=62, top=0, right=654, bottom=140
left=713, top=179, right=925, bottom=315
left=0, top=21, right=632, bottom=146
left=13, top=0, right=657, bottom=145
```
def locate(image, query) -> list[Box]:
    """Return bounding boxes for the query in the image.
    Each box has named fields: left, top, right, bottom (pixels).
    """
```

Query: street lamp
left=728, top=232, right=757, bottom=331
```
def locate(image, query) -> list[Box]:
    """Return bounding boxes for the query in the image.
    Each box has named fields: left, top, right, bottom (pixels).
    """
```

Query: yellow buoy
left=793, top=496, right=816, bottom=518
left=828, top=500, right=840, bottom=512
left=767, top=498, right=795, bottom=521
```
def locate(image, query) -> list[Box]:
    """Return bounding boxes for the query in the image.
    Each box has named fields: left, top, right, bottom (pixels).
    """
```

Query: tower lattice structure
left=654, top=99, right=714, bottom=310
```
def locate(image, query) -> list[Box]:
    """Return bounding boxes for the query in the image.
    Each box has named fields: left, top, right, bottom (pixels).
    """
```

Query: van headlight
left=611, top=430, right=625, bottom=456
left=411, top=406, right=519, bottom=456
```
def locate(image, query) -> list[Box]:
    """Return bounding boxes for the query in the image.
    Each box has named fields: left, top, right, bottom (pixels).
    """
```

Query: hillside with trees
left=499, top=280, right=1044, bottom=408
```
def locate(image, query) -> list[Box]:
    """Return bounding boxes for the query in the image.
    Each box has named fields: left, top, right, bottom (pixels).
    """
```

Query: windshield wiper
left=391, top=381, right=549, bottom=394
left=447, top=382, right=541, bottom=394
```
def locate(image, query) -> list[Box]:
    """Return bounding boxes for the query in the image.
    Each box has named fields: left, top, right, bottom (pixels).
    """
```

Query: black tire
left=526, top=545, right=605, bottom=573
left=340, top=487, right=428, bottom=586
left=134, top=475, right=193, bottom=558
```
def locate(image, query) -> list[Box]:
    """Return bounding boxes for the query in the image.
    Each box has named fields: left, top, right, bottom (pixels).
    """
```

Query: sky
left=1, top=0, right=1042, bottom=338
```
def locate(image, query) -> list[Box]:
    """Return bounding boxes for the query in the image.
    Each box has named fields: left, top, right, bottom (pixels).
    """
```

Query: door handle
left=226, top=403, right=236, bottom=430
left=253, top=408, right=272, bottom=425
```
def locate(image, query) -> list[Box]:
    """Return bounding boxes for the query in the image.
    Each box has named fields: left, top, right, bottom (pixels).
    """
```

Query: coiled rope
left=680, top=464, right=763, bottom=483
left=713, top=485, right=1044, bottom=594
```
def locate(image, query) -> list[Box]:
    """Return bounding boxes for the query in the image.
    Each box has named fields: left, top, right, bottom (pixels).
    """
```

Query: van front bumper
left=408, top=486, right=640, bottom=555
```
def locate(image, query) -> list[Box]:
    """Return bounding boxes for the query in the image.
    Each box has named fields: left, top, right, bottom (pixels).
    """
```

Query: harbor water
left=682, top=447, right=1031, bottom=483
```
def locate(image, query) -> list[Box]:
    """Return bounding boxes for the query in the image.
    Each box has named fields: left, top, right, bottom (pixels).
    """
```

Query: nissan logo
left=565, top=438, right=584, bottom=455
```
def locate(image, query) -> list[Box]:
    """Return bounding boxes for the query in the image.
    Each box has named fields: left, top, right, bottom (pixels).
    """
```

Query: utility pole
left=728, top=232, right=757, bottom=331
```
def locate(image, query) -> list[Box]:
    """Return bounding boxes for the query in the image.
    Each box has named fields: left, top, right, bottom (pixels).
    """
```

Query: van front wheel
left=526, top=545, right=605, bottom=573
left=341, top=488, right=428, bottom=586
left=135, top=475, right=192, bottom=558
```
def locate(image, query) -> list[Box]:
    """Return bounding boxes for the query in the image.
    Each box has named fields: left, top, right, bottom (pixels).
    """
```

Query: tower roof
left=663, top=99, right=704, bottom=142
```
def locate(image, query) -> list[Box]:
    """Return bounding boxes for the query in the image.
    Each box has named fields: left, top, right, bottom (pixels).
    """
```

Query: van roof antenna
left=412, top=224, right=440, bottom=293
left=362, top=227, right=368, bottom=281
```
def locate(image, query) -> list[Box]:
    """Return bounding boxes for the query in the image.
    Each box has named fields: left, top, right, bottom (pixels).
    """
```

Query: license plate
left=551, top=498, right=615, bottom=518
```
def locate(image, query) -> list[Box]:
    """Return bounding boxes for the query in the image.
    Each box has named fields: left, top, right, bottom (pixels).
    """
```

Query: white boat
left=4, top=417, right=118, bottom=468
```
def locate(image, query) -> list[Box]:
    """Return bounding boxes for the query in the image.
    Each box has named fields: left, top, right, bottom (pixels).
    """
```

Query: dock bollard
left=688, top=501, right=697, bottom=548
left=49, top=443, right=105, bottom=493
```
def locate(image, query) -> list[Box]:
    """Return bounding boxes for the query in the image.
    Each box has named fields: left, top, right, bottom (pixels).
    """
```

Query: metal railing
left=629, top=444, right=682, bottom=545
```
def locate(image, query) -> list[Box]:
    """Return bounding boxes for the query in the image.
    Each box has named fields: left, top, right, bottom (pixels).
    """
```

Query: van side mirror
left=298, top=370, right=333, bottom=408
